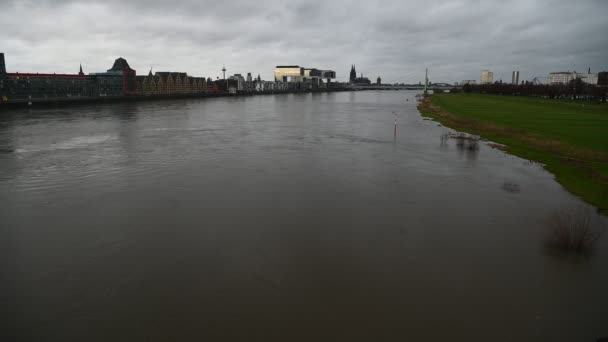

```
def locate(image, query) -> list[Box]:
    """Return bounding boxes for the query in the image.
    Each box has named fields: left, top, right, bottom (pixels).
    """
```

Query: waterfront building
left=155, top=74, right=166, bottom=94
left=1, top=53, right=98, bottom=101
left=136, top=75, right=146, bottom=94
left=549, top=70, right=598, bottom=85
left=348, top=64, right=371, bottom=85
left=184, top=75, right=192, bottom=93
left=0, top=54, right=5, bottom=102
left=93, top=72, right=124, bottom=97
left=245, top=72, right=254, bottom=92
left=274, top=65, right=335, bottom=88
left=155, top=72, right=175, bottom=94
left=139, top=70, right=156, bottom=95
left=1, top=51, right=346, bottom=104
left=190, top=76, right=200, bottom=93
left=255, top=80, right=279, bottom=92
left=578, top=69, right=598, bottom=85
left=549, top=71, right=575, bottom=85
left=377, top=76, right=381, bottom=85
left=253, top=76, right=264, bottom=92
left=89, top=57, right=138, bottom=96
left=175, top=73, right=184, bottom=93
left=352, top=73, right=371, bottom=85
left=349, top=65, right=357, bottom=83
left=0, top=53, right=6, bottom=76
left=228, top=74, right=245, bottom=91
left=480, top=70, right=493, bottom=84
left=275, top=66, right=304, bottom=83
left=4, top=71, right=96, bottom=100
left=0, top=53, right=216, bottom=102
left=599, top=72, right=608, bottom=86
left=139, top=71, right=207, bottom=96
left=195, top=77, right=207, bottom=93
left=304, top=68, right=335, bottom=88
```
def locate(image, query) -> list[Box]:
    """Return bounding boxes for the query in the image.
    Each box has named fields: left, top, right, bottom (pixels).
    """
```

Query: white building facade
left=480, top=70, right=493, bottom=84
left=549, top=71, right=598, bottom=85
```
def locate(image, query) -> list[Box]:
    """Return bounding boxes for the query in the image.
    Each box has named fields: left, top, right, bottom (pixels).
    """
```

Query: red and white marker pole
left=394, top=112, right=397, bottom=138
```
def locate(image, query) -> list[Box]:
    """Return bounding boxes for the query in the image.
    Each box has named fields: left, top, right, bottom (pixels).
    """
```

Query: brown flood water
left=1, top=91, right=607, bottom=341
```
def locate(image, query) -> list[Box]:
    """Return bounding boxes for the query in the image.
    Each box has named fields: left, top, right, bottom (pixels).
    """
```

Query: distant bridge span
left=350, top=84, right=457, bottom=91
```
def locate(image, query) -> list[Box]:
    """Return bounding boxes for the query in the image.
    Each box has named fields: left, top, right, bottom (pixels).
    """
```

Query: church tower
left=78, top=63, right=84, bottom=76
left=349, top=65, right=357, bottom=83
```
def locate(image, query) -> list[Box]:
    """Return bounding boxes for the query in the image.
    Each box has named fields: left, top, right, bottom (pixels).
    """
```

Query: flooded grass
left=418, top=94, right=608, bottom=211
left=449, top=132, right=478, bottom=141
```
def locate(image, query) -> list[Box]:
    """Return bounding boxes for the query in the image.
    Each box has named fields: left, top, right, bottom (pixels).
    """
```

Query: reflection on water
left=502, top=180, right=522, bottom=193
left=440, top=132, right=449, bottom=148
left=1, top=91, right=607, bottom=341
left=439, top=131, right=479, bottom=161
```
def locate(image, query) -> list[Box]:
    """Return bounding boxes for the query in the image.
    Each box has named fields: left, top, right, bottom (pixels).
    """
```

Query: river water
left=1, top=91, right=607, bottom=341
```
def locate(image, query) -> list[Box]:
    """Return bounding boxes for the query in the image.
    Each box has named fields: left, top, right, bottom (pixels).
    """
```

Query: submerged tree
left=544, top=206, right=604, bottom=255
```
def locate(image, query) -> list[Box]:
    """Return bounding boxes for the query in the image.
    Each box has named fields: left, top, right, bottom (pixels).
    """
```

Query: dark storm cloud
left=1, top=0, right=606, bottom=83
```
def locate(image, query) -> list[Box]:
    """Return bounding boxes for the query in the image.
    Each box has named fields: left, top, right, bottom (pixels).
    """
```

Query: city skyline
left=1, top=0, right=607, bottom=83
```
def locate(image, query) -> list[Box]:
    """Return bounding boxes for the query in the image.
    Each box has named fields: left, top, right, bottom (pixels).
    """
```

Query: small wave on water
left=0, top=147, right=15, bottom=153
left=326, top=133, right=392, bottom=144
left=14, top=135, right=117, bottom=153
left=143, top=128, right=224, bottom=132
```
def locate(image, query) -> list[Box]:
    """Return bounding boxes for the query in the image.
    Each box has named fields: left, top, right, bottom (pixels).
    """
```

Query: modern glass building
left=274, top=65, right=335, bottom=88
left=274, top=66, right=304, bottom=82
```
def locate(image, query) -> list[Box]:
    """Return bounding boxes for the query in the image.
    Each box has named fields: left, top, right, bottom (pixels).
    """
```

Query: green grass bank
left=418, top=93, right=608, bottom=211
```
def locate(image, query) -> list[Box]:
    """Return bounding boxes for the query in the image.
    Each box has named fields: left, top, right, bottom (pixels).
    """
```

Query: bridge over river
left=351, top=84, right=457, bottom=91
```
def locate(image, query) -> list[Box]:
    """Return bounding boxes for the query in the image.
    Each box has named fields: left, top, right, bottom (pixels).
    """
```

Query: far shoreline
left=0, top=88, right=360, bottom=111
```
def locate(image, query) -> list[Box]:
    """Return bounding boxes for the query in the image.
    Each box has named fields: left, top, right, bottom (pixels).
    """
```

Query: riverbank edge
left=417, top=95, right=608, bottom=213
left=0, top=88, right=352, bottom=110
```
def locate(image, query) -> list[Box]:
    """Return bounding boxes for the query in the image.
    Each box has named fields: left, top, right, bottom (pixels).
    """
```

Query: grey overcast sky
left=1, top=0, right=606, bottom=84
